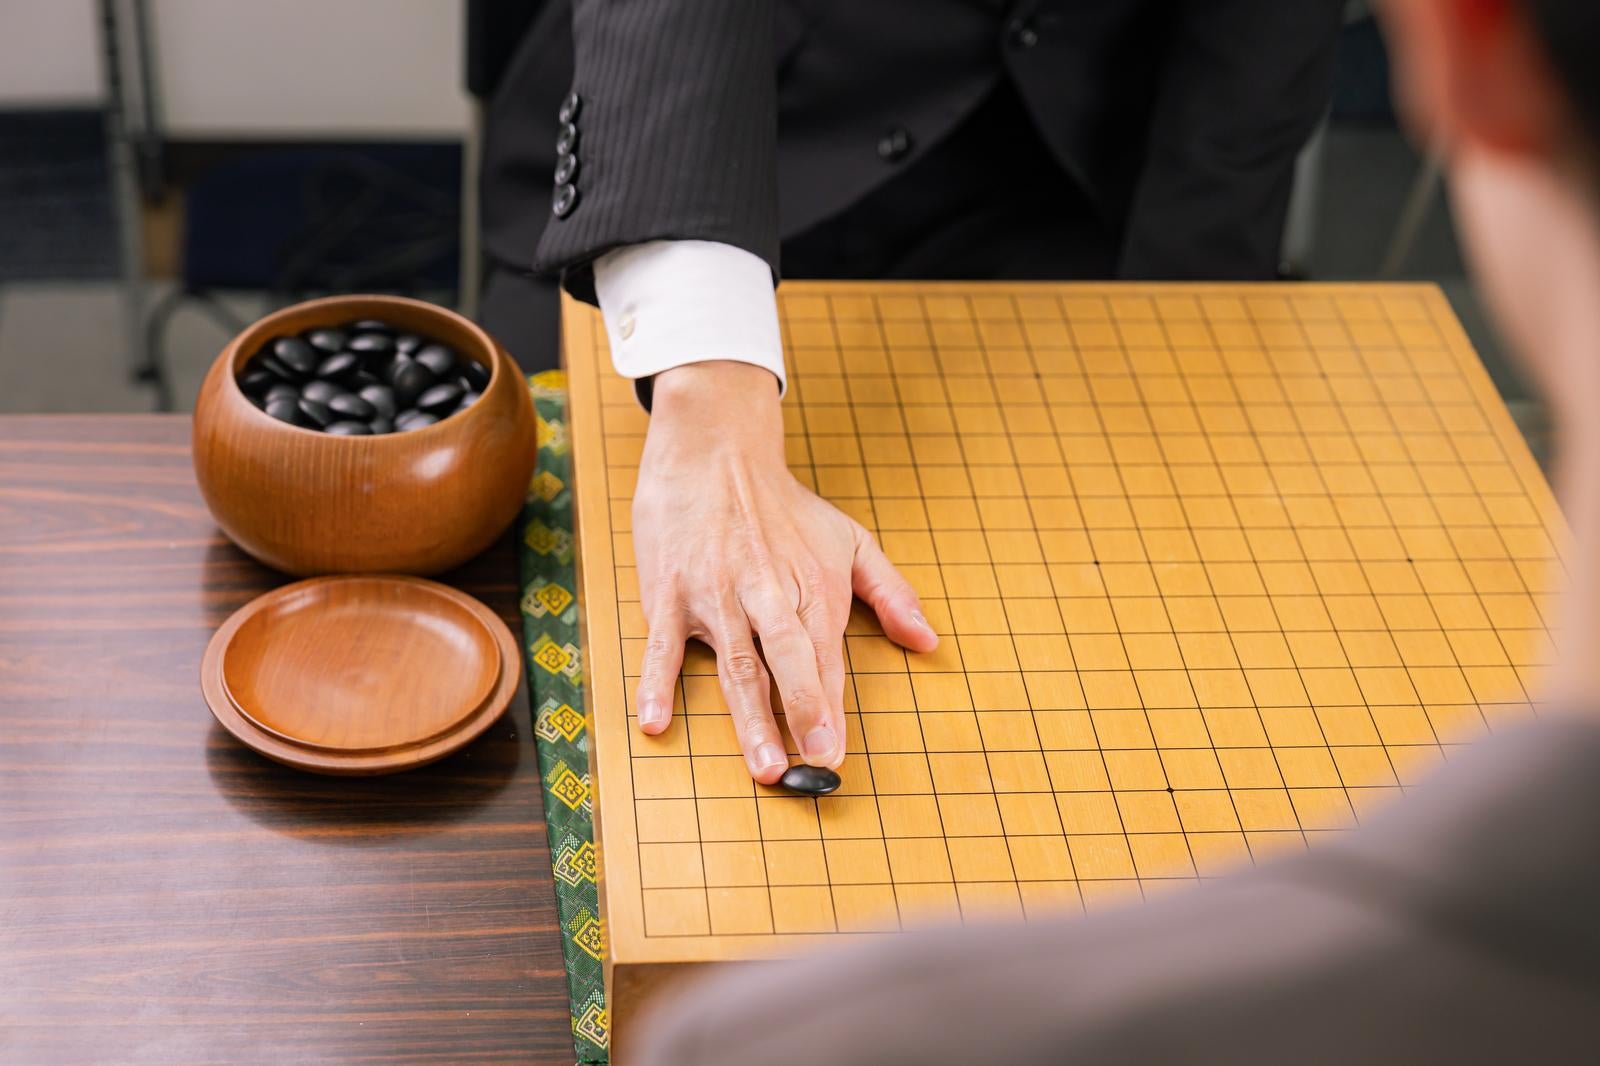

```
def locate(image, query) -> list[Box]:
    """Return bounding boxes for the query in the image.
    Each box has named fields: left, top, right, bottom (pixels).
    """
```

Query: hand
left=630, top=361, right=939, bottom=782
left=1449, top=148, right=1600, bottom=432
left=1449, top=149, right=1600, bottom=706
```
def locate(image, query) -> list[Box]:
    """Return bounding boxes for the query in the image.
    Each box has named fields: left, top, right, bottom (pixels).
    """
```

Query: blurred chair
left=1283, top=0, right=1447, bottom=280
left=1281, top=0, right=1377, bottom=277
left=97, top=0, right=161, bottom=396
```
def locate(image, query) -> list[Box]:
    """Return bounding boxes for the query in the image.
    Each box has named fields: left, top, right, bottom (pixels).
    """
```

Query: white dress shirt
left=592, top=239, right=786, bottom=402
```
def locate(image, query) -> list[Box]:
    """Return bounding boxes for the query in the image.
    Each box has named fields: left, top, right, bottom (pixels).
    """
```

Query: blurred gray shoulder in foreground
left=641, top=716, right=1600, bottom=1066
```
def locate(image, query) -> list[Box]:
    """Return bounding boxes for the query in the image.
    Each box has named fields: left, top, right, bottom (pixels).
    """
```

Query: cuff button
left=556, top=122, right=579, bottom=155
left=558, top=91, right=582, bottom=124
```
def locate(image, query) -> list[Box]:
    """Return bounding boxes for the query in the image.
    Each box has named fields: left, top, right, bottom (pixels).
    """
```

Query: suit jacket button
left=558, top=91, right=582, bottom=124
left=555, top=152, right=579, bottom=185
left=552, top=182, right=579, bottom=218
left=557, top=122, right=579, bottom=155
left=877, top=126, right=913, bottom=163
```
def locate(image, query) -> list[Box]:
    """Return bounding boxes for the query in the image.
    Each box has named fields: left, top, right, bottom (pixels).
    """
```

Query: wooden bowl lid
left=202, top=575, right=521, bottom=775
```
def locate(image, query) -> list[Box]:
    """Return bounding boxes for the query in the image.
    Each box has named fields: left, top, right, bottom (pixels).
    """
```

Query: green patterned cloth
left=518, top=371, right=608, bottom=1063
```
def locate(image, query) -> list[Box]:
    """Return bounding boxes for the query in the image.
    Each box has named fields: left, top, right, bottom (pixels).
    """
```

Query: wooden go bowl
left=192, top=294, right=538, bottom=576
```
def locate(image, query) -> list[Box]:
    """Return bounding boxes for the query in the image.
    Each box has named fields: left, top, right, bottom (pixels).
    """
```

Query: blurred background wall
left=0, top=0, right=103, bottom=106
left=0, top=0, right=1548, bottom=463
left=0, top=0, right=467, bottom=132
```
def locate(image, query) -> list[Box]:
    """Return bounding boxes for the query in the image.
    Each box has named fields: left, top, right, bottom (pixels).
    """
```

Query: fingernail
left=911, top=610, right=935, bottom=635
left=802, top=725, right=839, bottom=764
left=638, top=700, right=667, bottom=730
left=752, top=743, right=788, bottom=775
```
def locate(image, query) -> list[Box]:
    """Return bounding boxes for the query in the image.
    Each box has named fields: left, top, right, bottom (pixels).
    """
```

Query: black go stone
left=271, top=336, right=319, bottom=377
left=395, top=411, right=439, bottom=432
left=347, top=333, right=396, bottom=359
left=242, top=321, right=481, bottom=434
left=391, top=361, right=435, bottom=409
left=316, top=352, right=361, bottom=381
left=383, top=354, right=416, bottom=384
left=305, top=328, right=347, bottom=354
left=415, top=382, right=464, bottom=416
left=264, top=397, right=303, bottom=425
left=239, top=368, right=277, bottom=397
left=257, top=354, right=300, bottom=381
left=328, top=393, right=376, bottom=421
left=300, top=379, right=342, bottom=405
left=358, top=383, right=396, bottom=420
left=297, top=398, right=335, bottom=428
left=263, top=383, right=300, bottom=405
left=415, top=343, right=458, bottom=378
left=778, top=765, right=841, bottom=797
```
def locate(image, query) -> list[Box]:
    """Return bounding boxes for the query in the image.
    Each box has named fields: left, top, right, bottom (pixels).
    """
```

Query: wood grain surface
left=0, top=416, right=571, bottom=1064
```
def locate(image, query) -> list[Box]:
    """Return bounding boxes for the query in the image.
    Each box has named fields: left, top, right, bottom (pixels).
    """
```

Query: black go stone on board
left=238, top=318, right=492, bottom=436
left=778, top=764, right=841, bottom=797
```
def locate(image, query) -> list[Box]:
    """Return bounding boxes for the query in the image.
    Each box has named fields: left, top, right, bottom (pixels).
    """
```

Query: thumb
left=850, top=528, right=939, bottom=653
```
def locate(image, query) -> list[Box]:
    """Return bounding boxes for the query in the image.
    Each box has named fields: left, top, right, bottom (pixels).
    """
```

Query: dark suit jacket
left=640, top=715, right=1600, bottom=1064
left=482, top=0, right=1345, bottom=301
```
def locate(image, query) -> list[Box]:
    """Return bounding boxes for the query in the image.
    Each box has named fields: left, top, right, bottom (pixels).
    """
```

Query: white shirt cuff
left=592, top=239, right=786, bottom=405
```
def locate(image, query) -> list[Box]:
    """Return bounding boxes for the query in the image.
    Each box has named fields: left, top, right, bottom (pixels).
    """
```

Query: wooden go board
left=560, top=281, right=1565, bottom=1051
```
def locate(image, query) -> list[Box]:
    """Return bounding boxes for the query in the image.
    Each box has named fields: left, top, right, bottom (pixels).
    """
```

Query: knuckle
left=640, top=635, right=678, bottom=677
left=859, top=573, right=891, bottom=603
left=810, top=638, right=836, bottom=671
left=760, top=613, right=806, bottom=643
left=710, top=588, right=748, bottom=624
left=732, top=708, right=778, bottom=743
left=798, top=557, right=829, bottom=599
left=797, top=595, right=839, bottom=633
left=737, top=572, right=779, bottom=610
left=782, top=689, right=825, bottom=719
left=721, top=652, right=765, bottom=685
left=649, top=570, right=682, bottom=605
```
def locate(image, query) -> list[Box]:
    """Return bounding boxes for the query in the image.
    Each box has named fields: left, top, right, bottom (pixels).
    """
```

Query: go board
left=560, top=282, right=1565, bottom=1052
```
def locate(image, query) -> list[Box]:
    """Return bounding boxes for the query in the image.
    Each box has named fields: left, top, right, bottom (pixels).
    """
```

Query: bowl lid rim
left=200, top=573, right=523, bottom=774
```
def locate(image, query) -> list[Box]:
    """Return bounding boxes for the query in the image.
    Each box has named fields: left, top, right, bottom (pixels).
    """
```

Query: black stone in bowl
left=236, top=318, right=495, bottom=437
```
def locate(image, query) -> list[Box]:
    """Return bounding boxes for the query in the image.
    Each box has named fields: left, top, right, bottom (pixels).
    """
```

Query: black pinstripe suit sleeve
left=530, top=0, right=779, bottom=302
left=1118, top=0, right=1344, bottom=279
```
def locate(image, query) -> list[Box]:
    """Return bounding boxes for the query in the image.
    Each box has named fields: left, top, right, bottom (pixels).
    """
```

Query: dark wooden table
left=0, top=417, right=573, bottom=1064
